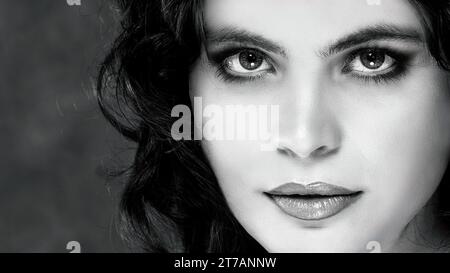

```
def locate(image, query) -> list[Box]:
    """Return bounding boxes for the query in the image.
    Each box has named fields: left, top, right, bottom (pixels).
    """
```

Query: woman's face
left=189, top=0, right=450, bottom=252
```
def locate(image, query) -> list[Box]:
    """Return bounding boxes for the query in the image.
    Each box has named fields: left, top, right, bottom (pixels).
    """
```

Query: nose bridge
left=277, top=71, right=342, bottom=159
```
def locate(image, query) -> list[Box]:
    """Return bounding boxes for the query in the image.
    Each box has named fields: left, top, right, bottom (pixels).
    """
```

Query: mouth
left=264, top=182, right=363, bottom=221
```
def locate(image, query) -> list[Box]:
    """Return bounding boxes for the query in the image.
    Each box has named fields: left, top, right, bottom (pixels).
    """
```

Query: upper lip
left=265, top=182, right=360, bottom=196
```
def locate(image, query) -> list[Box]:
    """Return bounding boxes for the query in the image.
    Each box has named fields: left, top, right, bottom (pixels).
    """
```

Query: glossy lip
left=265, top=182, right=363, bottom=221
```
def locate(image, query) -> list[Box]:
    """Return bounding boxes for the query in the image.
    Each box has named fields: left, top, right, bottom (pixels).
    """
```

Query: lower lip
left=268, top=193, right=362, bottom=221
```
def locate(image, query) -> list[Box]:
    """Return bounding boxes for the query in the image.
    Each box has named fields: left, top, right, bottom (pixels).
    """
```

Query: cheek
left=200, top=140, right=270, bottom=197
left=351, top=72, right=450, bottom=230
left=189, top=60, right=266, bottom=203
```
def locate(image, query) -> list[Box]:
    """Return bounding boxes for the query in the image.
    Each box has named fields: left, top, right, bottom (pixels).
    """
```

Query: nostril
left=275, top=135, right=341, bottom=159
left=312, top=145, right=338, bottom=158
left=277, top=144, right=331, bottom=159
left=277, top=146, right=296, bottom=157
left=313, top=145, right=328, bottom=156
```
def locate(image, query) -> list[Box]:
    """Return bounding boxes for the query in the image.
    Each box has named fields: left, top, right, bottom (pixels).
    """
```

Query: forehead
left=204, top=0, right=424, bottom=47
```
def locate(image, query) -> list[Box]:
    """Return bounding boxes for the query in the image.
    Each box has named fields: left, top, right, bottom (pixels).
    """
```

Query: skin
left=189, top=0, right=450, bottom=252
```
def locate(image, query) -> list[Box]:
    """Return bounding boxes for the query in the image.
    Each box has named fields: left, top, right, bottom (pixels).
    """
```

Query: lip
left=265, top=182, right=363, bottom=221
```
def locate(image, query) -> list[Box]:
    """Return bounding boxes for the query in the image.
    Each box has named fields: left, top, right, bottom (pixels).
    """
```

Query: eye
left=223, top=49, right=273, bottom=75
left=344, top=48, right=397, bottom=75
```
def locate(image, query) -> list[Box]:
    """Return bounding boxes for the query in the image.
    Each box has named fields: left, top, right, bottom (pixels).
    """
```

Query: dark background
left=0, top=0, right=133, bottom=252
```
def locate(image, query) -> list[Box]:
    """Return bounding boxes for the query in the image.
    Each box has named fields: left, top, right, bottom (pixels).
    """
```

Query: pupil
left=239, top=50, right=263, bottom=71
left=360, top=50, right=385, bottom=69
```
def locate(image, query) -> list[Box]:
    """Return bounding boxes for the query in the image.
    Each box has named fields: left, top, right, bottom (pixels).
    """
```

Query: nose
left=275, top=80, right=342, bottom=160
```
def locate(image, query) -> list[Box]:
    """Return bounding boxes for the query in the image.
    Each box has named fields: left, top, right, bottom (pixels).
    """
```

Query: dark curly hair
left=96, top=0, right=450, bottom=253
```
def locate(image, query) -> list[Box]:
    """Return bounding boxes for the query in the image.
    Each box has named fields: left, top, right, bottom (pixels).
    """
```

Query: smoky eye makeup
left=340, top=46, right=415, bottom=84
left=206, top=45, right=277, bottom=83
left=206, top=42, right=416, bottom=85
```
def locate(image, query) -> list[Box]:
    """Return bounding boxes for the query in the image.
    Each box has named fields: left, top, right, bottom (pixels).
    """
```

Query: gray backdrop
left=0, top=0, right=133, bottom=252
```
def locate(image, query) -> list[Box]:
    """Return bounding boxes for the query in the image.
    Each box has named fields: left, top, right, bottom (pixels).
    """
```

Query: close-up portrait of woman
left=95, top=0, right=450, bottom=253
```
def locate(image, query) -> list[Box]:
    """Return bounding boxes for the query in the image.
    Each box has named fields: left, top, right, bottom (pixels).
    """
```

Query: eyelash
left=209, top=46, right=412, bottom=84
left=216, top=61, right=269, bottom=83
left=341, top=47, right=411, bottom=84
left=209, top=47, right=275, bottom=83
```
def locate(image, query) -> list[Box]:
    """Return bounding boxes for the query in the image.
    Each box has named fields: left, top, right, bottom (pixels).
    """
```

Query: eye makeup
left=207, top=45, right=277, bottom=83
left=206, top=43, right=416, bottom=85
left=341, top=46, right=415, bottom=85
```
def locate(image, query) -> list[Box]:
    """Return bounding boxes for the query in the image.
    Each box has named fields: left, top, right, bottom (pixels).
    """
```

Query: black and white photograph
left=1, top=0, right=450, bottom=264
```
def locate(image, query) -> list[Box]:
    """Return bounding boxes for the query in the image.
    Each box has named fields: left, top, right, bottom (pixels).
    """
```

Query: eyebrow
left=320, top=24, right=423, bottom=57
left=206, top=27, right=287, bottom=57
left=206, top=24, right=423, bottom=58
